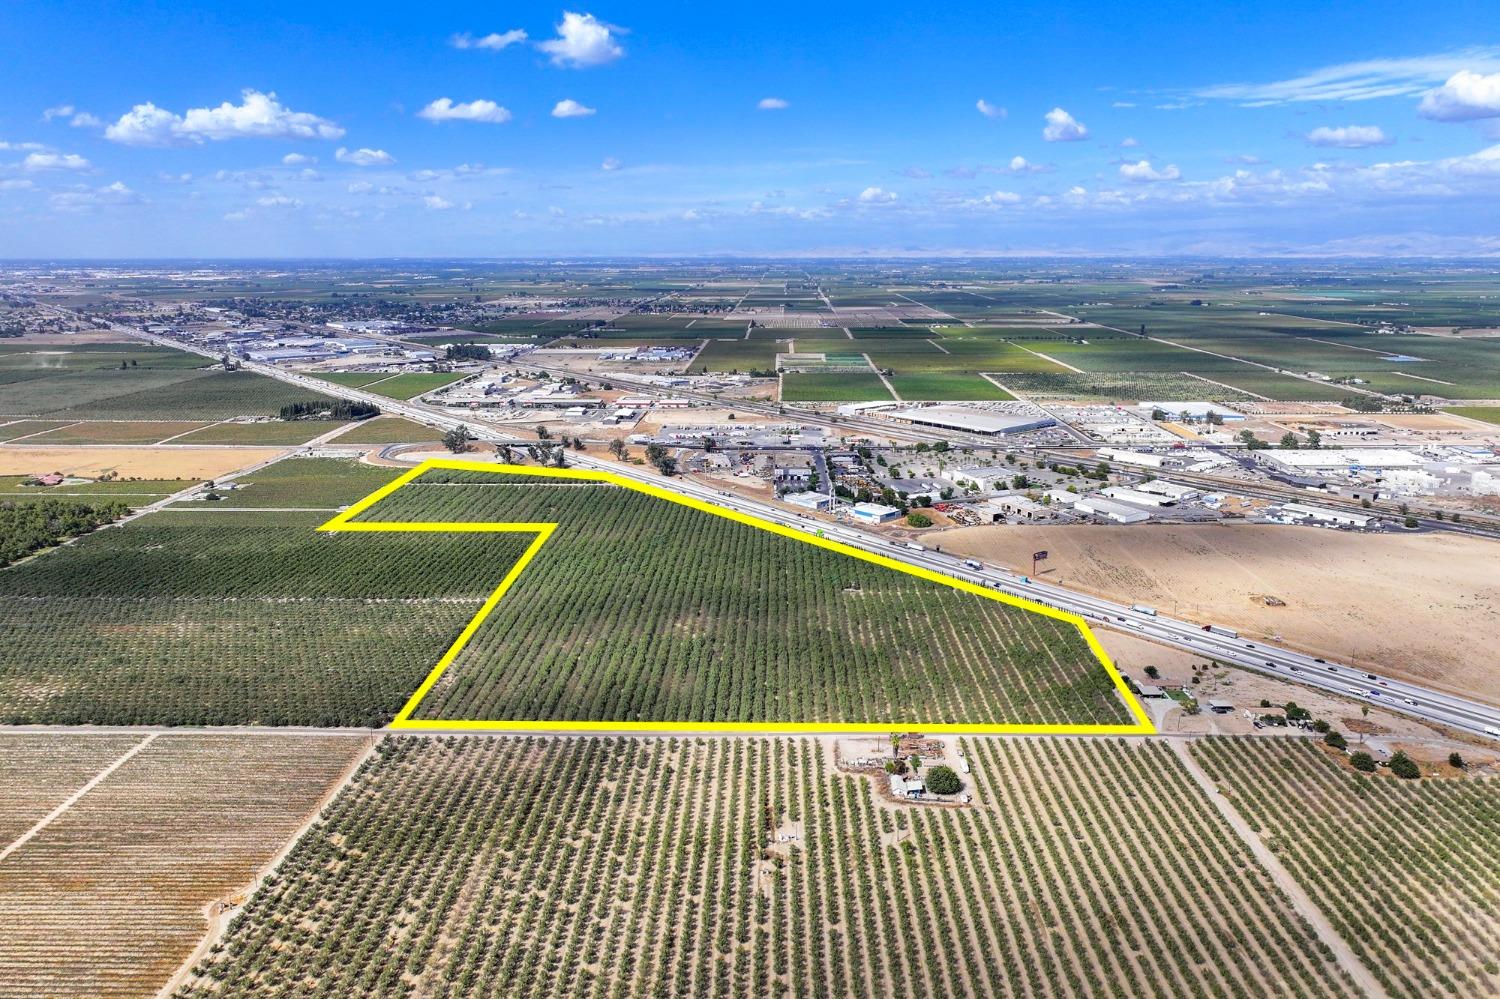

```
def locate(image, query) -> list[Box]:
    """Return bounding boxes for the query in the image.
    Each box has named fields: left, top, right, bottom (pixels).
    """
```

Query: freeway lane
left=104, top=319, right=1500, bottom=741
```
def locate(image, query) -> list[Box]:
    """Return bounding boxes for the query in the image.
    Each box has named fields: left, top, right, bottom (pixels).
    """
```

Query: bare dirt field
left=0, top=445, right=286, bottom=479
left=935, top=522, right=1500, bottom=706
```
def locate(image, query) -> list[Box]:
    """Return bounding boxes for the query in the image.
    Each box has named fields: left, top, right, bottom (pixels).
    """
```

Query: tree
left=1350, top=751, right=1376, bottom=773
left=443, top=424, right=472, bottom=453
left=906, top=512, right=932, bottom=528
left=1306, top=429, right=1321, bottom=449
left=656, top=456, right=678, bottom=476
left=495, top=444, right=514, bottom=463
left=1389, top=751, right=1420, bottom=780
left=535, top=425, right=552, bottom=441
left=608, top=438, right=627, bottom=459
left=1404, top=515, right=1419, bottom=529
left=1144, top=665, right=1160, bottom=680
left=1278, top=433, right=1299, bottom=450
left=1324, top=730, right=1347, bottom=750
left=1448, top=751, right=1466, bottom=770
left=925, top=765, right=961, bottom=796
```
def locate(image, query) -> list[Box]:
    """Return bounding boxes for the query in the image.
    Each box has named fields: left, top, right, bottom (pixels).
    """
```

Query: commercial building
left=950, top=466, right=1012, bottom=491
left=1073, top=496, right=1151, bottom=524
left=1100, top=486, right=1177, bottom=508
left=1131, top=480, right=1199, bottom=502
left=1279, top=502, right=1375, bottom=529
left=850, top=502, right=901, bottom=525
left=1097, top=448, right=1166, bottom=469
left=783, top=491, right=832, bottom=512
left=886, top=406, right=1056, bottom=436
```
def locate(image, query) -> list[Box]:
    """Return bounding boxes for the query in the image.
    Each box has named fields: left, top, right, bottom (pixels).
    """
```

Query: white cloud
left=418, top=98, right=512, bottom=124
left=982, top=190, right=1021, bottom=204
left=1305, top=125, right=1392, bottom=148
left=1419, top=70, right=1500, bottom=121
left=1194, top=48, right=1500, bottom=104
left=23, top=151, right=90, bottom=171
left=103, top=90, right=344, bottom=146
left=537, top=12, right=625, bottom=68
left=450, top=29, right=528, bottom=51
left=1119, top=159, right=1181, bottom=182
left=424, top=195, right=454, bottom=210
left=0, top=179, right=36, bottom=191
left=255, top=193, right=302, bottom=208
left=976, top=99, right=1007, bottom=119
left=1042, top=107, right=1088, bottom=142
left=0, top=140, right=47, bottom=151
left=1111, top=100, right=1137, bottom=109
left=551, top=99, right=596, bottom=118
left=858, top=186, right=897, bottom=203
left=282, top=152, right=316, bottom=166
left=1008, top=155, right=1048, bottom=174
left=336, top=147, right=395, bottom=166
left=69, top=112, right=103, bottom=129
left=1120, top=136, right=1140, bottom=148
left=757, top=97, right=789, bottom=110
left=41, top=105, right=74, bottom=122
left=49, top=181, right=137, bottom=212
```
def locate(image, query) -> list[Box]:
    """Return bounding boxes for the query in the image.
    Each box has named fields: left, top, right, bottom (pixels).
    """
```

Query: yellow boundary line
left=319, top=459, right=1155, bottom=736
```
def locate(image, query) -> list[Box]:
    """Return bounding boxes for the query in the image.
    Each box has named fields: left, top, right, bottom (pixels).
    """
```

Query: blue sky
left=2, top=1, right=1499, bottom=257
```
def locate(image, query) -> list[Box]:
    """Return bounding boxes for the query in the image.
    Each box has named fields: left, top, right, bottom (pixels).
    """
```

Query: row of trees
left=278, top=399, right=380, bottom=421
left=0, top=497, right=129, bottom=566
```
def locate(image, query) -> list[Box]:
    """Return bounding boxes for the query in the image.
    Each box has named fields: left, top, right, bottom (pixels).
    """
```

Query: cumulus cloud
left=336, top=147, right=395, bottom=166
left=858, top=186, right=897, bottom=203
left=1118, top=159, right=1181, bottom=182
left=537, top=12, right=625, bottom=68
left=757, top=97, right=789, bottom=110
left=982, top=190, right=1021, bottom=204
left=1120, top=136, right=1140, bottom=148
left=41, top=105, right=102, bottom=128
left=450, top=29, right=527, bottom=51
left=424, top=195, right=454, bottom=210
left=551, top=99, right=596, bottom=118
left=418, top=98, right=512, bottom=124
left=1007, top=155, right=1048, bottom=174
left=255, top=194, right=302, bottom=208
left=0, top=140, right=47, bottom=151
left=103, top=90, right=344, bottom=146
left=1419, top=70, right=1500, bottom=121
left=282, top=152, right=316, bottom=166
left=1042, top=107, right=1088, bottom=142
left=23, top=151, right=90, bottom=171
left=0, top=179, right=36, bottom=191
left=976, top=99, right=1007, bottom=119
left=600, top=157, right=621, bottom=171
left=1304, top=125, right=1392, bottom=148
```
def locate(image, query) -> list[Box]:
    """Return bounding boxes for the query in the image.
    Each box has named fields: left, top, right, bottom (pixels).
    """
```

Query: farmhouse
left=889, top=774, right=925, bottom=798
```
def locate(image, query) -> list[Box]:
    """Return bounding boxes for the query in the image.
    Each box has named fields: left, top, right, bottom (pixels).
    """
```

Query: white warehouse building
left=1074, top=496, right=1151, bottom=524
left=849, top=502, right=902, bottom=524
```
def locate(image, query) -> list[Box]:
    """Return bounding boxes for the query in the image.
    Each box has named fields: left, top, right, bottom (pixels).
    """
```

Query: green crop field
left=314, top=372, right=396, bottom=388
left=328, top=417, right=442, bottom=444
left=1, top=367, right=343, bottom=420
left=0, top=476, right=191, bottom=498
left=177, top=736, right=1354, bottom=999
left=1194, top=738, right=1500, bottom=999
left=363, top=373, right=466, bottom=400
left=353, top=470, right=1128, bottom=727
left=0, top=509, right=529, bottom=726
left=202, top=457, right=400, bottom=508
left=888, top=373, right=1013, bottom=401
left=1446, top=406, right=1500, bottom=425
left=780, top=372, right=892, bottom=402
left=689, top=339, right=780, bottom=373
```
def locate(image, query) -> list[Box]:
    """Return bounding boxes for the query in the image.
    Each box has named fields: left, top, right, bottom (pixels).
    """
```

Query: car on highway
left=1402, top=697, right=1418, bottom=706
left=1485, top=726, right=1500, bottom=738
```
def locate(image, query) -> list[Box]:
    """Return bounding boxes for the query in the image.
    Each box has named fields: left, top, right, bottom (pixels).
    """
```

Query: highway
left=102, top=318, right=1500, bottom=741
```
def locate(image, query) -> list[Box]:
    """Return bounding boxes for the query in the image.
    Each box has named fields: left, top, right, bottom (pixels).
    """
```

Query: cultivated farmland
left=176, top=735, right=1354, bottom=999
left=1193, top=737, right=1500, bottom=999
left=355, top=470, right=1130, bottom=727
left=0, top=732, right=371, bottom=999
left=0, top=509, right=529, bottom=725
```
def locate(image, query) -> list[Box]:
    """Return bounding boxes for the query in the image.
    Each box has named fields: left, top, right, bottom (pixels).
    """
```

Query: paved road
left=104, top=319, right=1500, bottom=741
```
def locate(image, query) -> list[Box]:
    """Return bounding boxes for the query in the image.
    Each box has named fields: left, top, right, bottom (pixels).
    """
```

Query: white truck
left=1130, top=604, right=1158, bottom=617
